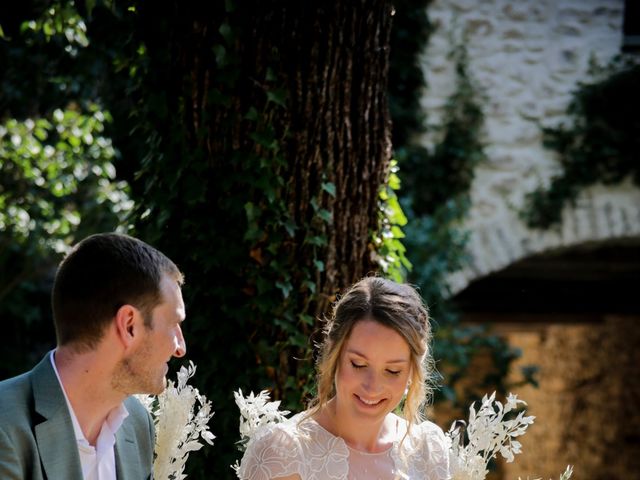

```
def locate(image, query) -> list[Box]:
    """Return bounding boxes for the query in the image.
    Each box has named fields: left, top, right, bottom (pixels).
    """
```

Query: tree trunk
left=118, top=1, right=394, bottom=476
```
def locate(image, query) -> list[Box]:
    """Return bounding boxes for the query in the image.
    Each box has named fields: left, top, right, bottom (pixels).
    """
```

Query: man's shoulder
left=0, top=369, right=35, bottom=428
left=122, top=395, right=154, bottom=437
left=0, top=370, right=32, bottom=392
left=123, top=395, right=151, bottom=418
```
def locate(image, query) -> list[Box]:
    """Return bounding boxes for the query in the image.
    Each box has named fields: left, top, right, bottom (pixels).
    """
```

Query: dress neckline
left=304, top=413, right=398, bottom=455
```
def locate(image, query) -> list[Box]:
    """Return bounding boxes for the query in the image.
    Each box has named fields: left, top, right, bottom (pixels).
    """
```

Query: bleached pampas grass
left=232, top=389, right=572, bottom=480
left=234, top=389, right=290, bottom=450
left=231, top=389, right=290, bottom=475
left=137, top=362, right=215, bottom=480
left=447, top=392, right=572, bottom=480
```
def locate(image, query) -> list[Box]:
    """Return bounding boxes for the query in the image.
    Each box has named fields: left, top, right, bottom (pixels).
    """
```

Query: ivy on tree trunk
left=111, top=1, right=395, bottom=476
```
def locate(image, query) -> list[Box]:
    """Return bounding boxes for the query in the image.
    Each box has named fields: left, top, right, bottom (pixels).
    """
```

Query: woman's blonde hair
left=307, top=276, right=434, bottom=427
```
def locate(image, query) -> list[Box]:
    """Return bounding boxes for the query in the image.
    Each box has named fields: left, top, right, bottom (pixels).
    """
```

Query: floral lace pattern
left=237, top=413, right=451, bottom=480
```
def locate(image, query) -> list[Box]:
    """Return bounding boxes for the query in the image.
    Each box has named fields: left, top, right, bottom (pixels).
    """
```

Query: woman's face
left=334, top=319, right=411, bottom=423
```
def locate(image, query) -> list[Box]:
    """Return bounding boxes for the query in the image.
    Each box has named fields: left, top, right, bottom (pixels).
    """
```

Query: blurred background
left=1, top=0, right=638, bottom=478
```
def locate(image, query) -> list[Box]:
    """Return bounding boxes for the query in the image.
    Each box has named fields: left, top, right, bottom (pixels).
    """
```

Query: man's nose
left=173, top=325, right=186, bottom=357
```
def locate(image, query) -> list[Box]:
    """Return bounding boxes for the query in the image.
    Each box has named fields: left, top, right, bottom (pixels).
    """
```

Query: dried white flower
left=231, top=389, right=291, bottom=477
left=234, top=389, right=290, bottom=450
left=519, top=465, right=574, bottom=480
left=448, top=392, right=571, bottom=480
left=137, top=361, right=215, bottom=480
left=230, top=388, right=572, bottom=480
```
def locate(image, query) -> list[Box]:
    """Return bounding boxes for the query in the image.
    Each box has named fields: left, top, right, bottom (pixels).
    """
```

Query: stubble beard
left=111, top=339, right=166, bottom=395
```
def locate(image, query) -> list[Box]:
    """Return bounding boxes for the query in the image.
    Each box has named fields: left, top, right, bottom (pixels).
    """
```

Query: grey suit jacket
left=0, top=353, right=154, bottom=479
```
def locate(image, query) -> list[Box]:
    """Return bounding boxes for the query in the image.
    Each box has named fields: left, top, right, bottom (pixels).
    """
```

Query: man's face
left=113, top=274, right=186, bottom=395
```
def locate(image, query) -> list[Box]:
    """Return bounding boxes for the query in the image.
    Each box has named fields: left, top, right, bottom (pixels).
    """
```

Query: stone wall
left=498, top=316, right=640, bottom=479
left=419, top=3, right=640, bottom=477
left=418, top=0, right=640, bottom=293
left=430, top=316, right=640, bottom=479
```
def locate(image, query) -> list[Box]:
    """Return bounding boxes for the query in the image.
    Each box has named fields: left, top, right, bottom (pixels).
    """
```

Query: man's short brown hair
left=52, top=232, right=183, bottom=350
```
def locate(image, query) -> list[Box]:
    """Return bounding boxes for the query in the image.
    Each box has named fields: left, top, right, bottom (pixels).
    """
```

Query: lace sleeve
left=409, top=421, right=452, bottom=480
left=237, top=423, right=304, bottom=480
left=422, top=421, right=452, bottom=480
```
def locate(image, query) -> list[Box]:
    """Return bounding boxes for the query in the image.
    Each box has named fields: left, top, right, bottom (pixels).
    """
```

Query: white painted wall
left=418, top=0, right=640, bottom=294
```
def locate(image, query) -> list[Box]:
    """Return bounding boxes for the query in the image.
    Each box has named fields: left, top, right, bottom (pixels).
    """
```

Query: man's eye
left=350, top=361, right=365, bottom=369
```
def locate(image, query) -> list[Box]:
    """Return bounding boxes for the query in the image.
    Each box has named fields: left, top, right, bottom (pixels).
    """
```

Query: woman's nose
left=363, top=370, right=382, bottom=393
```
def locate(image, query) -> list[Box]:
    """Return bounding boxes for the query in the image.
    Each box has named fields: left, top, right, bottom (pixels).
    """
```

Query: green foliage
left=375, top=160, right=412, bottom=282
left=0, top=1, right=132, bottom=377
left=21, top=2, right=89, bottom=49
left=0, top=1, right=105, bottom=118
left=390, top=7, right=519, bottom=405
left=104, top=3, right=351, bottom=475
left=0, top=2, right=528, bottom=477
left=399, top=37, right=486, bottom=217
left=522, top=58, right=640, bottom=228
left=388, top=0, right=433, bottom=148
left=0, top=106, right=131, bottom=253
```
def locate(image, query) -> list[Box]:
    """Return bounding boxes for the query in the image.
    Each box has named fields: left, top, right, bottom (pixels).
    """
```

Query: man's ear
left=114, top=304, right=142, bottom=349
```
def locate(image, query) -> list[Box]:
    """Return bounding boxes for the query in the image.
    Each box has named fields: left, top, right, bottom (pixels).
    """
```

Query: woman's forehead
left=343, top=319, right=410, bottom=358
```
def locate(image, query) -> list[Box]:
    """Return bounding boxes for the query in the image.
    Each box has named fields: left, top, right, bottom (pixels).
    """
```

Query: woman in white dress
left=237, top=277, right=451, bottom=480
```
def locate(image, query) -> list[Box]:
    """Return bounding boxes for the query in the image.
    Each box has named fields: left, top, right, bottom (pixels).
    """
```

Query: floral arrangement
left=231, top=389, right=291, bottom=476
left=446, top=392, right=571, bottom=480
left=137, top=362, right=215, bottom=480
left=234, top=389, right=291, bottom=450
left=232, top=389, right=572, bottom=480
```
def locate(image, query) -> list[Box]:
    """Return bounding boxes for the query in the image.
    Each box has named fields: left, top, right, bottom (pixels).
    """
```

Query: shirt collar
left=49, top=350, right=129, bottom=448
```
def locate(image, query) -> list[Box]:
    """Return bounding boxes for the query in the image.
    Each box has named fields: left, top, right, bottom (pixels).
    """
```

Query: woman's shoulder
left=246, top=412, right=306, bottom=451
left=387, top=413, right=447, bottom=442
left=414, top=418, right=448, bottom=438
left=407, top=418, right=449, bottom=452
left=392, top=416, right=451, bottom=480
left=238, top=412, right=350, bottom=480
left=238, top=414, right=306, bottom=480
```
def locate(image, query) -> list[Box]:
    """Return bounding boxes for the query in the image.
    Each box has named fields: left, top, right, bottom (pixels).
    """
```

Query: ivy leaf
left=282, top=218, right=296, bottom=237
left=299, top=313, right=314, bottom=325
left=275, top=280, right=292, bottom=298
left=249, top=129, right=277, bottom=150
left=314, top=260, right=324, bottom=272
left=213, top=44, right=227, bottom=66
left=266, top=67, right=276, bottom=82
left=321, top=181, right=336, bottom=197
left=266, top=88, right=287, bottom=108
left=289, top=332, right=307, bottom=348
left=219, top=22, right=233, bottom=44
left=306, top=235, right=326, bottom=247
left=317, top=208, right=332, bottom=224
left=245, top=107, right=259, bottom=121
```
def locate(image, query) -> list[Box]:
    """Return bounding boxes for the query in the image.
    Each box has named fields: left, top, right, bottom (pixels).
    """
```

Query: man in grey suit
left=0, top=233, right=187, bottom=479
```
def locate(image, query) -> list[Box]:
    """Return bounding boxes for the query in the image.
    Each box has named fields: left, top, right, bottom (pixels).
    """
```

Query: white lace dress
left=237, top=413, right=451, bottom=480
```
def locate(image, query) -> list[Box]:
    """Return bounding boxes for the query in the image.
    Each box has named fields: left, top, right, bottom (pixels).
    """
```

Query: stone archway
left=449, top=229, right=640, bottom=479
left=446, top=185, right=640, bottom=296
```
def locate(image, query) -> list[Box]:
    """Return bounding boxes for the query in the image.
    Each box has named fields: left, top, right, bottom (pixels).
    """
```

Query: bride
left=237, top=277, right=451, bottom=480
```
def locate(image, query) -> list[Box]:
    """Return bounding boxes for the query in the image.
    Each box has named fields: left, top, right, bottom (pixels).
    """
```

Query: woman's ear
left=114, top=304, right=142, bottom=348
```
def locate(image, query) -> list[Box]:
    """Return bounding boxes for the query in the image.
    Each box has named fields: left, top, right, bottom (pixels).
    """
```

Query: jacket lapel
left=31, top=353, right=83, bottom=480
left=115, top=418, right=146, bottom=479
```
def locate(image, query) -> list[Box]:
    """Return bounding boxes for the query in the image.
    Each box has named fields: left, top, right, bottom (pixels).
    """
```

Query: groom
left=0, top=232, right=187, bottom=479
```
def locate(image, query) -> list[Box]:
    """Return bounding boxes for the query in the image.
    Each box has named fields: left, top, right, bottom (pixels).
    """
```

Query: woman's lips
left=355, top=393, right=385, bottom=406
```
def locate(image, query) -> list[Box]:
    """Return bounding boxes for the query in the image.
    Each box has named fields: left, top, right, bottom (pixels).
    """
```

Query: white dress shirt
left=50, top=351, right=129, bottom=480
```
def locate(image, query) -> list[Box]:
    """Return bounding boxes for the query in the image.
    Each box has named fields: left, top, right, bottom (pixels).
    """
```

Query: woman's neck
left=315, top=398, right=397, bottom=453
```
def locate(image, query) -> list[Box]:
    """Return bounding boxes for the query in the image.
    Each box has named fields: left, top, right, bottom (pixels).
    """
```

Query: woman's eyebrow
left=346, top=349, right=409, bottom=364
